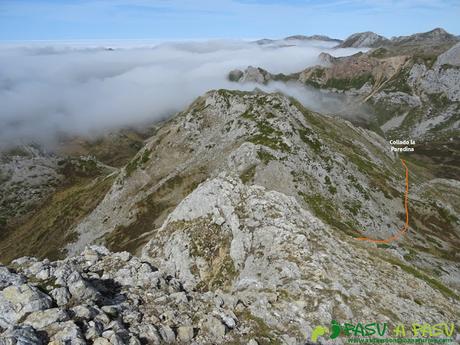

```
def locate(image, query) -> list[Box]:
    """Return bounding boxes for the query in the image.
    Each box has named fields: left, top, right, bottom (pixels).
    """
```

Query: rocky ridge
left=0, top=92, right=459, bottom=344
left=338, top=28, right=459, bottom=52
left=1, top=89, right=457, bottom=294
left=0, top=170, right=459, bottom=343
left=54, top=89, right=458, bottom=303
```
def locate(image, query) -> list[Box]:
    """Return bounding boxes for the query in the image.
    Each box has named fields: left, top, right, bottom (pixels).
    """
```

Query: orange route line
left=355, top=159, right=409, bottom=244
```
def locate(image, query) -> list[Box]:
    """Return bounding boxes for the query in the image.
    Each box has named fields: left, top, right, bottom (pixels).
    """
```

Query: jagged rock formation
left=228, top=66, right=272, bottom=84
left=0, top=246, right=218, bottom=344
left=12, top=89, right=449, bottom=306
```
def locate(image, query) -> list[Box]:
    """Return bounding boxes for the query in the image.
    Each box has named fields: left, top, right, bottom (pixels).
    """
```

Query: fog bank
left=0, top=39, right=363, bottom=148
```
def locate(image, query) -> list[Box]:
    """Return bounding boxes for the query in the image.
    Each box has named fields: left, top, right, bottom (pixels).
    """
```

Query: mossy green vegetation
left=58, top=157, right=105, bottom=180
left=426, top=92, right=450, bottom=109
left=272, top=73, right=296, bottom=82
left=413, top=54, right=437, bottom=69
left=348, top=153, right=398, bottom=199
left=368, top=47, right=389, bottom=58
left=249, top=120, right=291, bottom=153
left=106, top=170, right=207, bottom=253
left=298, top=128, right=321, bottom=154
left=125, top=148, right=152, bottom=177
left=383, top=66, right=412, bottom=93
left=288, top=97, right=326, bottom=130
left=345, top=200, right=362, bottom=216
left=301, top=192, right=360, bottom=238
left=240, top=165, right=257, bottom=184
left=241, top=109, right=257, bottom=121
left=403, top=248, right=418, bottom=261
left=235, top=309, right=283, bottom=345
left=324, top=175, right=337, bottom=194
left=257, top=150, right=276, bottom=164
left=348, top=174, right=370, bottom=200
left=324, top=73, right=374, bottom=90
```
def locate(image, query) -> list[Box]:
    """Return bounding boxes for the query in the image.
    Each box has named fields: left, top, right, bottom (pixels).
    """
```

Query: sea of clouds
left=0, top=39, right=364, bottom=148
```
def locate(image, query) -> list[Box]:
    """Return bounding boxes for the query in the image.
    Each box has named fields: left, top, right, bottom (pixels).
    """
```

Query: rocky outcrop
left=52, top=89, right=459, bottom=317
left=228, top=66, right=271, bottom=84
left=435, top=42, right=460, bottom=67
left=0, top=145, right=63, bottom=223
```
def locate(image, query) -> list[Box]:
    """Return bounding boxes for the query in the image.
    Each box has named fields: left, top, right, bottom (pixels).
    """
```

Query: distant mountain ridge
left=254, top=34, right=342, bottom=45
left=254, top=28, right=459, bottom=52
left=230, top=28, right=460, bottom=149
left=339, top=27, right=459, bottom=48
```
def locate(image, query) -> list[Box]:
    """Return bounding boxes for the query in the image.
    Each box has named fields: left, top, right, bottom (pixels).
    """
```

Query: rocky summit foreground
left=0, top=173, right=459, bottom=344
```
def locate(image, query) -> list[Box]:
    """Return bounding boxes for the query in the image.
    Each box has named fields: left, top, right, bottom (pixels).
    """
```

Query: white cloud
left=0, top=39, right=362, bottom=148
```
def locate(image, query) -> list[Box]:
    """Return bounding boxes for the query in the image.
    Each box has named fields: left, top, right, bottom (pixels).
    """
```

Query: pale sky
left=0, top=0, right=459, bottom=41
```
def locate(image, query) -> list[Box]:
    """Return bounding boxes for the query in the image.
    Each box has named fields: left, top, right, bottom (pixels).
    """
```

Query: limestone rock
left=0, top=284, right=52, bottom=328
left=0, top=325, right=42, bottom=345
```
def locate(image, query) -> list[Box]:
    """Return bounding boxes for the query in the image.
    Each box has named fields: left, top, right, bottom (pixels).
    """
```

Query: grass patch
left=385, top=258, right=460, bottom=301
left=125, top=149, right=151, bottom=177
left=324, top=73, right=374, bottom=90
left=383, top=66, right=412, bottom=94
left=249, top=120, right=291, bottom=153
left=240, top=165, right=257, bottom=184
left=0, top=174, right=115, bottom=263
left=106, top=171, right=206, bottom=253
left=301, top=192, right=360, bottom=238
left=345, top=200, right=362, bottom=216
left=235, top=309, right=282, bottom=345
left=257, top=150, right=276, bottom=164
left=241, top=108, right=257, bottom=121
left=298, top=128, right=321, bottom=154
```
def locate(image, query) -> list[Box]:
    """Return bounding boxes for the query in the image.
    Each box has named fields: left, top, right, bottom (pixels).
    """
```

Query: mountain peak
left=339, top=31, right=389, bottom=48
left=391, top=27, right=458, bottom=45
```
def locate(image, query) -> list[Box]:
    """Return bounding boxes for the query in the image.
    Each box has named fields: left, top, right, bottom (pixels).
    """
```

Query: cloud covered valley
left=0, top=39, right=363, bottom=148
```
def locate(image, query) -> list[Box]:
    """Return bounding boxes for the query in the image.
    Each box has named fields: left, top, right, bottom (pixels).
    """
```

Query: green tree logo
left=311, top=325, right=329, bottom=342
left=311, top=320, right=342, bottom=342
